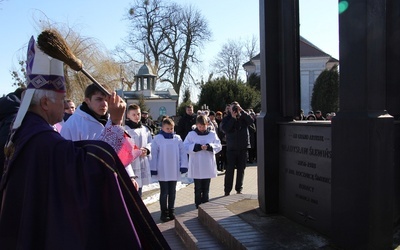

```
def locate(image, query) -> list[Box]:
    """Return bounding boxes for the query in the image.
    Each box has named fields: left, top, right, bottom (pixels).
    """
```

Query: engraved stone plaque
left=279, top=123, right=331, bottom=235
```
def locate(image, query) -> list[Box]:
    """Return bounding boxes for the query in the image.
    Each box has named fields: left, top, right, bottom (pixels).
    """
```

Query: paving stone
left=145, top=164, right=334, bottom=249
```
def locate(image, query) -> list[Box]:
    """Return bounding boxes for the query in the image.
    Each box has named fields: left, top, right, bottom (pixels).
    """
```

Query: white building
left=121, top=64, right=178, bottom=121
left=243, top=36, right=339, bottom=114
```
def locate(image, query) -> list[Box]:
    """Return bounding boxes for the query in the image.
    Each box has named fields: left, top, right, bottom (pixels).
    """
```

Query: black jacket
left=0, top=92, right=21, bottom=167
left=221, top=111, right=254, bottom=151
left=0, top=92, right=21, bottom=207
left=176, top=113, right=196, bottom=140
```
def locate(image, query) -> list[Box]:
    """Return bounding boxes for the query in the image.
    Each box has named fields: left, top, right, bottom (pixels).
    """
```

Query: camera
left=231, top=105, right=241, bottom=117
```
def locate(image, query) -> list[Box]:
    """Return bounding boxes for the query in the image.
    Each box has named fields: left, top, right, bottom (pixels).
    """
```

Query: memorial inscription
left=279, top=124, right=332, bottom=235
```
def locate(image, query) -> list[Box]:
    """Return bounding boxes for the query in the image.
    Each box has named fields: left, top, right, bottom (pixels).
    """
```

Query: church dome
left=137, top=64, right=156, bottom=76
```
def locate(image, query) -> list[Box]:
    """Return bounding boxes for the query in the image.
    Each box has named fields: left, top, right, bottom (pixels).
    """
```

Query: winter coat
left=220, top=111, right=254, bottom=151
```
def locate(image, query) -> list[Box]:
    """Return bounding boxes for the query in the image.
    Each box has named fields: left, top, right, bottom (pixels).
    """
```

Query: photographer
left=220, top=101, right=254, bottom=195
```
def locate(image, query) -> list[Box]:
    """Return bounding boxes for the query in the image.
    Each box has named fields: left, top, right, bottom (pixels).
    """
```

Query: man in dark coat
left=176, top=104, right=196, bottom=141
left=221, top=102, right=254, bottom=195
left=141, top=110, right=156, bottom=135
left=0, top=87, right=25, bottom=168
left=315, top=110, right=326, bottom=120
left=0, top=87, right=25, bottom=206
left=0, top=36, right=170, bottom=250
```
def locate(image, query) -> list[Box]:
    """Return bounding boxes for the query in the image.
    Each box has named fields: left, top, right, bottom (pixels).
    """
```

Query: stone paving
left=145, top=164, right=258, bottom=222
left=143, top=163, right=400, bottom=249
left=144, top=164, right=258, bottom=249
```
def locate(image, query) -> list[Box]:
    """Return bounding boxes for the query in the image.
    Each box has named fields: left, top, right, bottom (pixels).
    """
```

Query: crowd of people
left=0, top=83, right=259, bottom=225
left=134, top=102, right=258, bottom=221
left=0, top=36, right=259, bottom=248
left=295, top=109, right=337, bottom=121
left=54, top=92, right=257, bottom=223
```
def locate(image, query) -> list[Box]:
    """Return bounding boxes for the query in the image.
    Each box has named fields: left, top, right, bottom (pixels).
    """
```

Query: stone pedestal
left=332, top=112, right=393, bottom=248
left=330, top=1, right=394, bottom=246
left=257, top=0, right=300, bottom=213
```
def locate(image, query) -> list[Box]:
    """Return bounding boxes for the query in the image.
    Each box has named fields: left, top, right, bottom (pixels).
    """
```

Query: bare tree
left=212, top=39, right=245, bottom=82
left=8, top=12, right=124, bottom=103
left=212, top=36, right=259, bottom=82
left=123, top=0, right=169, bottom=77
left=119, top=62, right=142, bottom=91
left=37, top=17, right=125, bottom=103
left=182, top=87, right=191, bottom=103
left=10, top=59, right=26, bottom=88
left=123, top=0, right=211, bottom=98
left=51, top=27, right=123, bottom=102
left=244, top=35, right=259, bottom=61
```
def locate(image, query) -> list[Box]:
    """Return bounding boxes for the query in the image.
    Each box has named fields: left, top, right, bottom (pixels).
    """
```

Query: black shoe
left=224, top=192, right=230, bottom=196
left=160, top=210, right=170, bottom=222
left=236, top=191, right=242, bottom=194
left=168, top=208, right=175, bottom=220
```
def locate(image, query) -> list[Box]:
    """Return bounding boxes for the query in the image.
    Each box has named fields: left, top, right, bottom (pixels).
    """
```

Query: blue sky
left=0, top=0, right=338, bottom=97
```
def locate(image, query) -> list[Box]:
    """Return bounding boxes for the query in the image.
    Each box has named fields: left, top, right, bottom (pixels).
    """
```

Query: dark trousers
left=224, top=149, right=247, bottom=194
left=159, top=181, right=177, bottom=211
left=248, top=147, right=257, bottom=163
left=216, top=145, right=227, bottom=171
left=194, top=178, right=211, bottom=207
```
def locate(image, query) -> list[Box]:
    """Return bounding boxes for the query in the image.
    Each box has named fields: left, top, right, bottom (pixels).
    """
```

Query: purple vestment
left=0, top=112, right=170, bottom=249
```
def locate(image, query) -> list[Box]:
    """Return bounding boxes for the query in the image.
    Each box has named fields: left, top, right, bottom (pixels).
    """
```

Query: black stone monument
left=257, top=0, right=399, bottom=248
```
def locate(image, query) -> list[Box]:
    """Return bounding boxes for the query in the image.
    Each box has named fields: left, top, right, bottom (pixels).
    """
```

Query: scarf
left=125, top=120, right=142, bottom=129
left=80, top=102, right=108, bottom=126
left=194, top=128, right=210, bottom=136
left=159, top=130, right=173, bottom=139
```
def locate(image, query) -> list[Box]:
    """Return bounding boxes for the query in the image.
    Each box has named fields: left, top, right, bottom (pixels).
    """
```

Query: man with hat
left=140, top=109, right=156, bottom=135
left=0, top=36, right=170, bottom=249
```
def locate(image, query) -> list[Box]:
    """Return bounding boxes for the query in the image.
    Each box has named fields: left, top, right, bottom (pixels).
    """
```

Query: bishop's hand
left=107, top=92, right=126, bottom=125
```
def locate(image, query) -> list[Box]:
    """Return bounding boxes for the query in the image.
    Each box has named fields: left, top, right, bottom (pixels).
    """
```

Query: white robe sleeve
left=60, top=122, right=79, bottom=141
left=149, top=136, right=160, bottom=172
left=209, top=132, right=222, bottom=154
left=145, top=129, right=152, bottom=152
left=178, top=136, right=188, bottom=169
left=183, top=132, right=196, bottom=155
left=125, top=164, right=135, bottom=177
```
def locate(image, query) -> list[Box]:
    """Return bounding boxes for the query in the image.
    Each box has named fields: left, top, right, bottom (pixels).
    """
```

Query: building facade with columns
left=243, top=36, right=338, bottom=114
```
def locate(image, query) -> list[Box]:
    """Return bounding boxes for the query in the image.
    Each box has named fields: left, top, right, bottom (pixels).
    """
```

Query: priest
left=0, top=36, right=170, bottom=249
